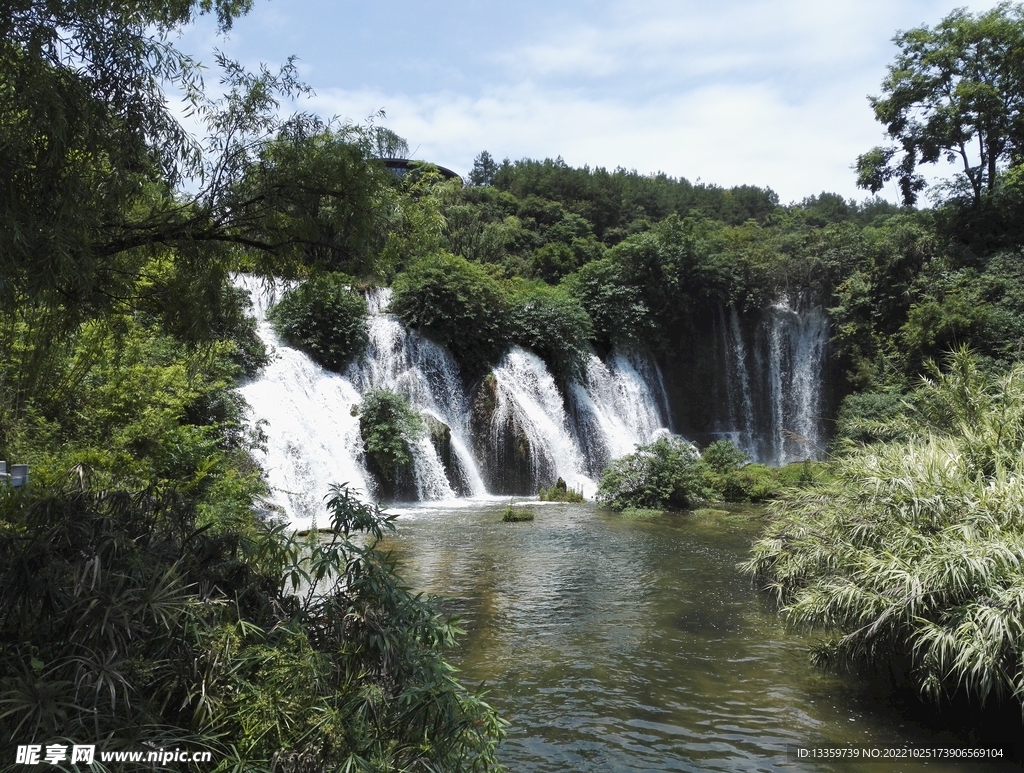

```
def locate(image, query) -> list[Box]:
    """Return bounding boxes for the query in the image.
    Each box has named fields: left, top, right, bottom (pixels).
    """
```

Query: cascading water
left=235, top=276, right=680, bottom=515
left=723, top=297, right=828, bottom=466
left=487, top=347, right=596, bottom=496
left=347, top=289, right=485, bottom=499
left=765, top=300, right=829, bottom=464
left=234, top=275, right=369, bottom=531
left=728, top=307, right=756, bottom=452
left=570, top=350, right=672, bottom=478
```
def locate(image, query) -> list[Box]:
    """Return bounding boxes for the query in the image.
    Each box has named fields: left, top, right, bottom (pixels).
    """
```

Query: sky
left=177, top=0, right=1000, bottom=204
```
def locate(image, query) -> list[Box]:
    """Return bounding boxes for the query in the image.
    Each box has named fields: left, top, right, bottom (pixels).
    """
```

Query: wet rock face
left=363, top=453, right=417, bottom=502
left=470, top=375, right=535, bottom=495
left=423, top=414, right=472, bottom=496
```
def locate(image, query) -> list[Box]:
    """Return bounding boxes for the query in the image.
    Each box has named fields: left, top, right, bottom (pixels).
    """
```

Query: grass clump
left=502, top=502, right=535, bottom=522
left=538, top=476, right=585, bottom=502
left=744, top=349, right=1024, bottom=711
left=620, top=507, right=666, bottom=519
left=691, top=508, right=731, bottom=518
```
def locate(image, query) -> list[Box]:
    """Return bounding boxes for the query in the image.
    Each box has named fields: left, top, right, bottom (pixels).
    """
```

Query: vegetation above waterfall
left=268, top=273, right=369, bottom=371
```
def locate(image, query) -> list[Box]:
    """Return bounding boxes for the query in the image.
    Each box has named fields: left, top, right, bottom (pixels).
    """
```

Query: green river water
left=380, top=500, right=1022, bottom=773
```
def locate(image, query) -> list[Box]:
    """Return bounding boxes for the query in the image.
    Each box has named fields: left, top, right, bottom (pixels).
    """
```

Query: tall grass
left=744, top=349, right=1024, bottom=709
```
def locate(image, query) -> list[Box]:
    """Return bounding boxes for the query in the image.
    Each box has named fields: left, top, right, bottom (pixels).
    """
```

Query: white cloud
left=312, top=77, right=878, bottom=202
left=177, top=0, right=1010, bottom=201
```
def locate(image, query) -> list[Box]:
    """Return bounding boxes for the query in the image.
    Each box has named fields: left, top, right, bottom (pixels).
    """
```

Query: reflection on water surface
left=380, top=501, right=1021, bottom=772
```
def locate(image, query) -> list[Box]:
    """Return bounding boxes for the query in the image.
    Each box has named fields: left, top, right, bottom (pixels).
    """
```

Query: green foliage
left=835, top=391, right=911, bottom=444
left=563, top=258, right=656, bottom=350
left=856, top=4, right=1024, bottom=206
left=596, top=436, right=711, bottom=511
left=744, top=349, right=1024, bottom=710
left=538, top=477, right=585, bottom=502
left=712, top=464, right=780, bottom=503
left=0, top=480, right=505, bottom=771
left=268, top=273, right=369, bottom=371
left=619, top=507, right=666, bottom=519
left=358, top=390, right=423, bottom=499
left=507, top=281, right=593, bottom=381
left=489, top=156, right=780, bottom=239
left=502, top=502, right=535, bottom=522
left=470, top=151, right=499, bottom=187
left=700, top=439, right=750, bottom=474
left=391, top=252, right=510, bottom=378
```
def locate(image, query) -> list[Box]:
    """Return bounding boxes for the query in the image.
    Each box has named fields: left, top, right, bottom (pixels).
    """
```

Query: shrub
left=714, top=464, right=779, bottom=502
left=268, top=272, right=368, bottom=371
left=700, top=438, right=749, bottom=473
left=358, top=390, right=423, bottom=499
left=563, top=258, right=655, bottom=351
left=507, top=281, right=593, bottom=381
left=391, top=252, right=509, bottom=378
left=744, top=349, right=1024, bottom=711
left=0, top=481, right=505, bottom=770
left=596, top=436, right=711, bottom=511
left=538, top=477, right=585, bottom=502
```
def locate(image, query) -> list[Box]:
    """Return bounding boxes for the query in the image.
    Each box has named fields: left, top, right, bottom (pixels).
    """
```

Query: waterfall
left=488, top=347, right=595, bottom=496
left=569, top=349, right=672, bottom=477
left=235, top=276, right=682, bottom=516
left=758, top=298, right=829, bottom=465
left=347, top=289, right=485, bottom=499
left=728, top=307, right=756, bottom=453
left=720, top=299, right=828, bottom=466
left=234, top=275, right=369, bottom=531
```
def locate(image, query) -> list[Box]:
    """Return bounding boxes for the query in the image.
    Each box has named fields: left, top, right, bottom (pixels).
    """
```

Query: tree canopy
left=856, top=3, right=1024, bottom=206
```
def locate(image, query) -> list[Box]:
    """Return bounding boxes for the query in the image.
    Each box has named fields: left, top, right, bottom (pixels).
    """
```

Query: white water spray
left=234, top=275, right=369, bottom=531
left=570, top=350, right=672, bottom=476
left=347, top=289, right=485, bottom=499
left=490, top=347, right=595, bottom=496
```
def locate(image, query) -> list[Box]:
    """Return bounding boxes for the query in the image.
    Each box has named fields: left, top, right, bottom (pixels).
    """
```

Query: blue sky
left=178, top=0, right=998, bottom=203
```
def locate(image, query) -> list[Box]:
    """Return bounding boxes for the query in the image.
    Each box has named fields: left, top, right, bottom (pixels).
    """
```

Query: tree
left=1, top=1, right=392, bottom=319
left=856, top=3, right=1024, bottom=206
left=469, top=150, right=498, bottom=186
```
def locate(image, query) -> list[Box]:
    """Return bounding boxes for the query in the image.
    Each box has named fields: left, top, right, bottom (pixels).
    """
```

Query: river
left=380, top=500, right=1021, bottom=772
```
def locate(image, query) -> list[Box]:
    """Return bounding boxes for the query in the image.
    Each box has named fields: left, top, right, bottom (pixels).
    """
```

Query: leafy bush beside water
left=0, top=481, right=505, bottom=770
left=596, top=437, right=823, bottom=511
left=596, top=436, right=712, bottom=511
left=744, top=350, right=1024, bottom=710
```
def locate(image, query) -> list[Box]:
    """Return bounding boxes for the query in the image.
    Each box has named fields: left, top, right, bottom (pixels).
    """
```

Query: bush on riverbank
left=744, top=350, right=1024, bottom=710
left=597, top=436, right=712, bottom=511
left=0, top=480, right=505, bottom=770
left=268, top=273, right=368, bottom=371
